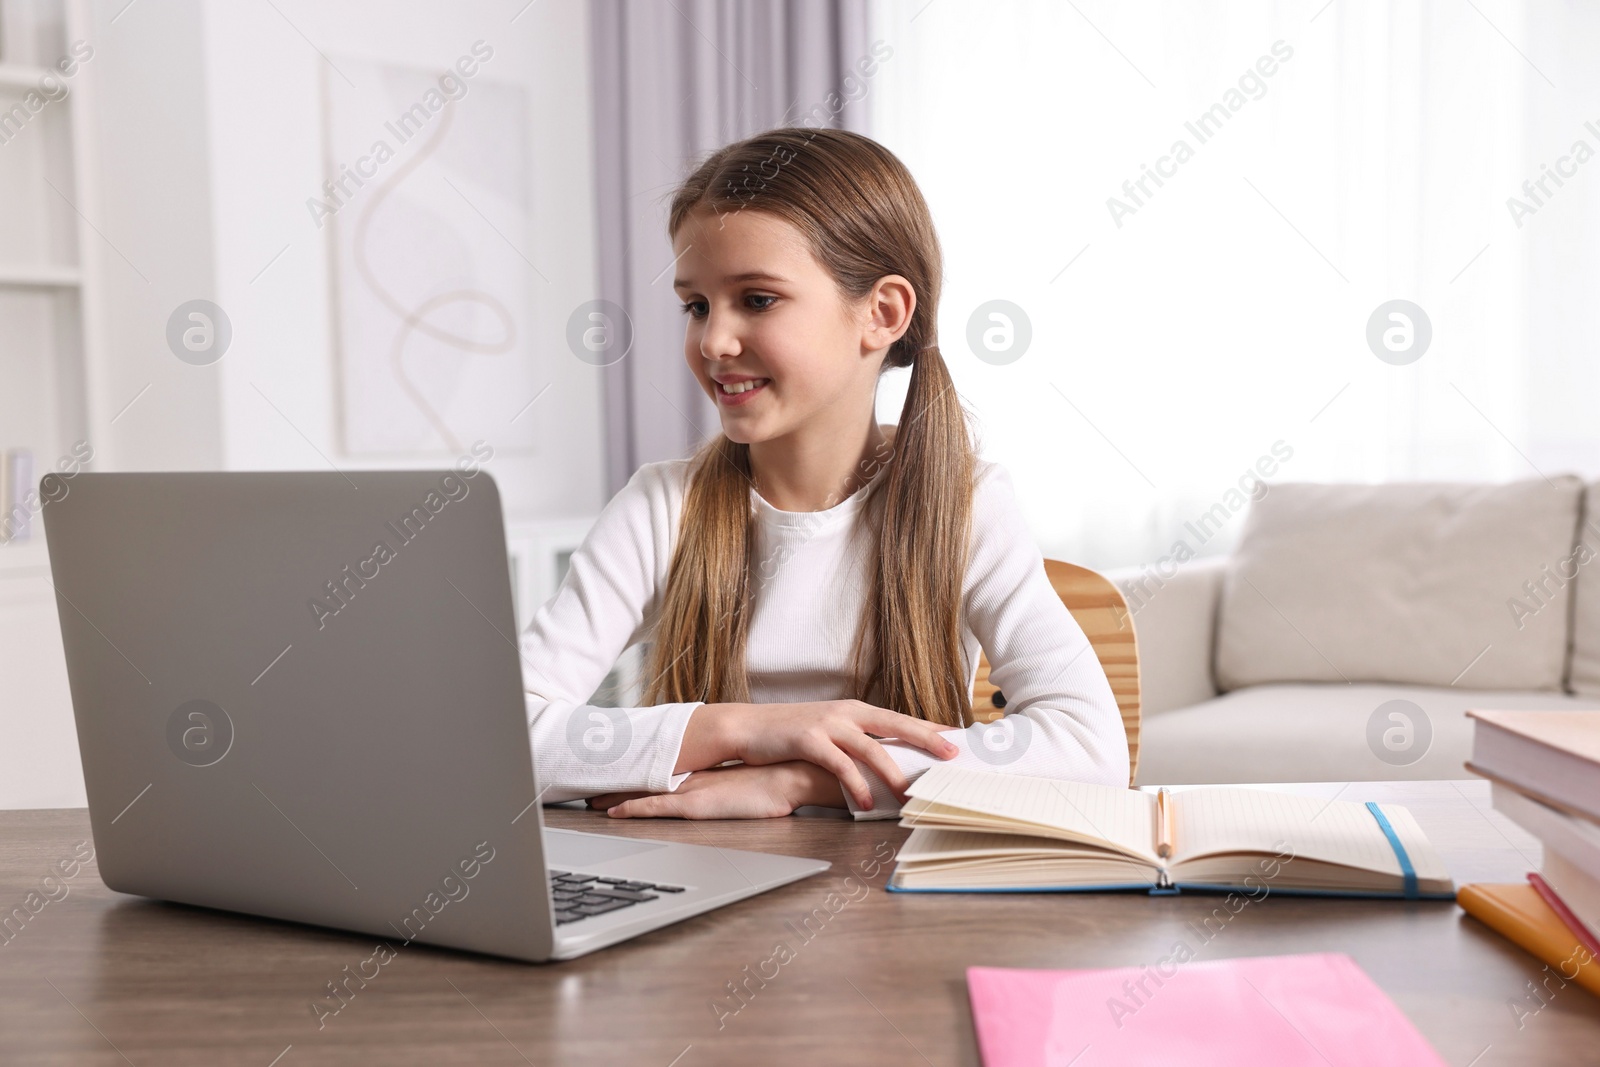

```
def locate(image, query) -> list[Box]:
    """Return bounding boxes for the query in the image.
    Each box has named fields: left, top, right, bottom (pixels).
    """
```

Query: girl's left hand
left=587, top=761, right=842, bottom=820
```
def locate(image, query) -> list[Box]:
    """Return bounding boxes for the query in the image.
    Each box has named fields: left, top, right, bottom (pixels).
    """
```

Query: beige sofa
left=1105, top=477, right=1600, bottom=786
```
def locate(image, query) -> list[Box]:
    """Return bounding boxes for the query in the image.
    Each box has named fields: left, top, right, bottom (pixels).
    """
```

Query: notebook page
left=1171, top=788, right=1436, bottom=877
left=897, top=828, right=1160, bottom=886
left=900, top=827, right=1151, bottom=865
left=898, top=827, right=1080, bottom=860
left=906, top=765, right=1158, bottom=862
left=1367, top=803, right=1450, bottom=884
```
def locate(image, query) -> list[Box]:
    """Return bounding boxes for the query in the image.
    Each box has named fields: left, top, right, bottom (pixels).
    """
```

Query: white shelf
left=0, top=263, right=81, bottom=288
left=0, top=64, right=60, bottom=91
left=0, top=536, right=49, bottom=574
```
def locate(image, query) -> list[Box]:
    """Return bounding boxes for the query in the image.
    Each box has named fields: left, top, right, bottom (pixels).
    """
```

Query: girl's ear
left=861, top=274, right=916, bottom=354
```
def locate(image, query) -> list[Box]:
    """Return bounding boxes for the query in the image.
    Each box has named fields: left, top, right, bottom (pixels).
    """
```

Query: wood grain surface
left=0, top=780, right=1596, bottom=1065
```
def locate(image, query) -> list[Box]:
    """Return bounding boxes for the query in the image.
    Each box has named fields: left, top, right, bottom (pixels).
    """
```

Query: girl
left=520, top=127, right=1128, bottom=820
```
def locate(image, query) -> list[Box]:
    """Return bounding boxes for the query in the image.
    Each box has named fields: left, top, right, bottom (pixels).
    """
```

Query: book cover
left=1469, top=710, right=1600, bottom=823
left=1529, top=872, right=1600, bottom=960
left=1456, top=883, right=1600, bottom=998
left=967, top=952, right=1446, bottom=1066
left=1469, top=710, right=1600, bottom=768
left=1488, top=779, right=1600, bottom=881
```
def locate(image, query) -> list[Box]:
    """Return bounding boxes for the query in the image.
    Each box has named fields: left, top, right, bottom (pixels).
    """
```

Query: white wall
left=2, top=0, right=607, bottom=809
left=83, top=0, right=225, bottom=471
left=200, top=0, right=607, bottom=520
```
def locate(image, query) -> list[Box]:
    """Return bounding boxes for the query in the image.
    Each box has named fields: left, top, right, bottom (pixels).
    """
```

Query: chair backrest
left=971, top=559, right=1141, bottom=785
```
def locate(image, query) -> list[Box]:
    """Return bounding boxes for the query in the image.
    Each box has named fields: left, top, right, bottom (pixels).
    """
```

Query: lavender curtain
left=589, top=0, right=874, bottom=496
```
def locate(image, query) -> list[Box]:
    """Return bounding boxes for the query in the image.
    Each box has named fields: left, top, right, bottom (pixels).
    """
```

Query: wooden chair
left=971, top=559, right=1141, bottom=785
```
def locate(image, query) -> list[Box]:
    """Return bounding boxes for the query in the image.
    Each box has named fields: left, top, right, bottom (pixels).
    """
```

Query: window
left=869, top=0, right=1590, bottom=571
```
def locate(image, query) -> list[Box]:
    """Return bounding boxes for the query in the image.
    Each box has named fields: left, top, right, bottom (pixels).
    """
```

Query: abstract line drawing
left=324, top=57, right=537, bottom=456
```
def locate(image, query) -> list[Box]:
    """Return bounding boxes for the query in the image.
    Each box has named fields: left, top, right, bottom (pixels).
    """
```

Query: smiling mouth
left=717, top=378, right=769, bottom=395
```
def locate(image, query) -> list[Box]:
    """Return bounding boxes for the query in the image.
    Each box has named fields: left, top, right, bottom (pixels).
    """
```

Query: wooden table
left=1, top=780, right=1596, bottom=1065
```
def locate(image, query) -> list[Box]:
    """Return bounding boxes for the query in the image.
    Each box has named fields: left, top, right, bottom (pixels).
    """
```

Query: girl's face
left=672, top=206, right=889, bottom=445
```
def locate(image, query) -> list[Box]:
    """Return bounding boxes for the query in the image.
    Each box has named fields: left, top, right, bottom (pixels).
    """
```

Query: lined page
left=897, top=828, right=1088, bottom=860
left=896, top=828, right=1160, bottom=886
left=1172, top=788, right=1449, bottom=882
left=905, top=765, right=1157, bottom=862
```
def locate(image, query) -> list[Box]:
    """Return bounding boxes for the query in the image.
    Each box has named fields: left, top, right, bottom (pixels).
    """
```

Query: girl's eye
left=679, top=295, right=776, bottom=317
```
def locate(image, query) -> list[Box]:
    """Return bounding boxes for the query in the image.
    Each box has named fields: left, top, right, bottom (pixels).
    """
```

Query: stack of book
left=1460, top=709, right=1600, bottom=996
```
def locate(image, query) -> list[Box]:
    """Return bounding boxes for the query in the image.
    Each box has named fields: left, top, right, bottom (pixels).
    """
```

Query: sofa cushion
left=1567, top=482, right=1600, bottom=697
left=1214, top=477, right=1584, bottom=692
left=1134, top=683, right=1600, bottom=785
left=1106, top=557, right=1226, bottom=715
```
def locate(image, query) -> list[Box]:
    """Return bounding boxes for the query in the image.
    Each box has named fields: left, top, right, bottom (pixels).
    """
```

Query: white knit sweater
left=519, top=456, right=1129, bottom=819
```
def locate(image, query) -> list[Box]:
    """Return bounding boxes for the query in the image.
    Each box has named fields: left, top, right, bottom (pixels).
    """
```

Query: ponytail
left=645, top=126, right=977, bottom=727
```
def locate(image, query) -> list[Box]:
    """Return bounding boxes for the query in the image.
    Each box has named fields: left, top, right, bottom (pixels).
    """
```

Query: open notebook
left=888, top=765, right=1454, bottom=898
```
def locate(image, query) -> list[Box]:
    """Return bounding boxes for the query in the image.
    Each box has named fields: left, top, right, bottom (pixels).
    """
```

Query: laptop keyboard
left=549, top=870, right=685, bottom=925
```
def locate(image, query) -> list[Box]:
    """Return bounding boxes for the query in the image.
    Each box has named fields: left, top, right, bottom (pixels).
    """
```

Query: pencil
left=1156, top=787, right=1173, bottom=860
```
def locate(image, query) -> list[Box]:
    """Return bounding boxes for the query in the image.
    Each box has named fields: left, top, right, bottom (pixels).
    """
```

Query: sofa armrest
left=1103, top=555, right=1228, bottom=715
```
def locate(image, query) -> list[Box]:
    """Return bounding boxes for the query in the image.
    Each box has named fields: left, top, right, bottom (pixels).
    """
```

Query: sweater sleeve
left=520, top=462, right=704, bottom=804
left=841, top=460, right=1131, bottom=820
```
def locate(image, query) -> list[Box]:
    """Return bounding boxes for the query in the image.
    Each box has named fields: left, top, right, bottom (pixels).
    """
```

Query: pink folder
left=967, top=952, right=1445, bottom=1067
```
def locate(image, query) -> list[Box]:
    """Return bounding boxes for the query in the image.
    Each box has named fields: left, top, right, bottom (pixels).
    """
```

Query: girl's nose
left=700, top=311, right=741, bottom=360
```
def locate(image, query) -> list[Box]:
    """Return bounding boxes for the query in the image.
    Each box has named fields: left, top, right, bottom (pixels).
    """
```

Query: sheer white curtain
left=868, top=0, right=1594, bottom=571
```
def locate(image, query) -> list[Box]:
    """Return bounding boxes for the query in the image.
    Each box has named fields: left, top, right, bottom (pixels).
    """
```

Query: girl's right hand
left=677, top=699, right=961, bottom=809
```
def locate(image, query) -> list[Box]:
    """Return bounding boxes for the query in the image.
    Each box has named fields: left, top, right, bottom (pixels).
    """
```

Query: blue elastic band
left=1365, top=801, right=1418, bottom=900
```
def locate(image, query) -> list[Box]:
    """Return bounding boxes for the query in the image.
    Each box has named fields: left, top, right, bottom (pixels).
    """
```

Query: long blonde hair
left=642, top=127, right=978, bottom=727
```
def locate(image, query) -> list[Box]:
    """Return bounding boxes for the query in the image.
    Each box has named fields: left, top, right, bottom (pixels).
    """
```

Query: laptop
left=41, top=469, right=829, bottom=962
